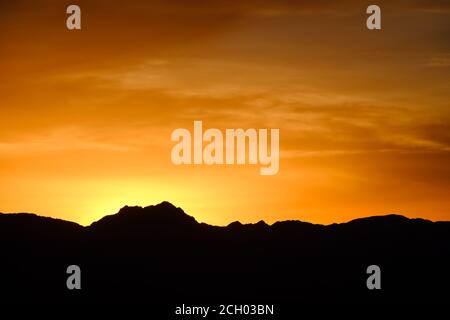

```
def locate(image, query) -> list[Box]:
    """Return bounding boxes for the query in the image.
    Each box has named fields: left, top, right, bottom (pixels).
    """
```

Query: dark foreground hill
left=0, top=201, right=449, bottom=300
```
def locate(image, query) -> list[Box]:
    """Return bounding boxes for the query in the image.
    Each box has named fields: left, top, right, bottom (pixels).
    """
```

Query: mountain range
left=1, top=201, right=449, bottom=300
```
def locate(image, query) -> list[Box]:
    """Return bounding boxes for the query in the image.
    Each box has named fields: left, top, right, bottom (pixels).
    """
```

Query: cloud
left=0, top=127, right=133, bottom=155
left=427, top=54, right=450, bottom=67
left=1, top=0, right=449, bottom=160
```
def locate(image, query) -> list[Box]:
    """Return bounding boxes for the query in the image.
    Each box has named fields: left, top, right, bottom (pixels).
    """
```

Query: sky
left=0, top=0, right=449, bottom=226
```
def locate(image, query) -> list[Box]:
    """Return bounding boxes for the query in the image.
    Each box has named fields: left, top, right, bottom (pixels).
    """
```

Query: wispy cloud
left=0, top=128, right=132, bottom=154
left=427, top=54, right=450, bottom=67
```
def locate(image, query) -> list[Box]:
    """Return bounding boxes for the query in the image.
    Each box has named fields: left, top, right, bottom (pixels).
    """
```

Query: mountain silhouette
left=1, top=201, right=449, bottom=301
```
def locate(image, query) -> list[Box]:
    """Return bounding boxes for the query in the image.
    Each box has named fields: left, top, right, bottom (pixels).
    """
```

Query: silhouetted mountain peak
left=90, top=201, right=198, bottom=232
left=340, top=214, right=434, bottom=232
left=348, top=214, right=410, bottom=224
left=115, top=201, right=178, bottom=213
left=0, top=212, right=82, bottom=229
left=0, top=212, right=83, bottom=241
left=152, top=201, right=178, bottom=210
left=256, top=220, right=268, bottom=226
left=225, top=220, right=270, bottom=233
left=227, top=221, right=243, bottom=228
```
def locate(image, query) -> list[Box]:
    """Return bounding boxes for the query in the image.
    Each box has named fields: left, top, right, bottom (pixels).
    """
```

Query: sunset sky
left=1, top=0, right=449, bottom=226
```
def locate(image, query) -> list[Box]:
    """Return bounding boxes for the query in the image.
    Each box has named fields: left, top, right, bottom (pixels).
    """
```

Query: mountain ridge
left=1, top=201, right=450, bottom=299
left=1, top=201, right=446, bottom=230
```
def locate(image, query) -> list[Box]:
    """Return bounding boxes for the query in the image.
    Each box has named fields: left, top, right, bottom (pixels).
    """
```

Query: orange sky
left=1, top=0, right=450, bottom=226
